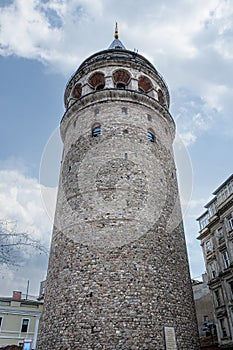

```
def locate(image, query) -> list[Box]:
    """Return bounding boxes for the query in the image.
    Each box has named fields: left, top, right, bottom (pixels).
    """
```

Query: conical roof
left=108, top=38, right=126, bottom=50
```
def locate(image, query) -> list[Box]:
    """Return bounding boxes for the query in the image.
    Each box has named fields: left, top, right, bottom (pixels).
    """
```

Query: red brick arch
left=72, top=83, right=82, bottom=99
left=157, top=89, right=165, bottom=105
left=113, top=69, right=131, bottom=87
left=138, top=75, right=153, bottom=93
left=88, top=72, right=105, bottom=90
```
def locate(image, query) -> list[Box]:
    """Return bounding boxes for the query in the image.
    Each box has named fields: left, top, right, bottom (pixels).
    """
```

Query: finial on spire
left=114, top=22, right=119, bottom=39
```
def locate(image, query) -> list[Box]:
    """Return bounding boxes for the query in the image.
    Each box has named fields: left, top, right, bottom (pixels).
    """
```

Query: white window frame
left=20, top=318, right=30, bottom=333
left=227, top=216, right=233, bottom=231
left=214, top=289, right=221, bottom=307
left=229, top=281, right=233, bottom=298
left=222, top=250, right=230, bottom=269
left=209, top=262, right=216, bottom=279
left=217, top=227, right=223, bottom=238
left=219, top=318, right=227, bottom=338
left=205, top=240, right=212, bottom=253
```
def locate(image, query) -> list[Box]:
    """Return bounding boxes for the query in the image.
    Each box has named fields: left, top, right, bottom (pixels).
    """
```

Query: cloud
left=0, top=1, right=227, bottom=73
left=0, top=166, right=56, bottom=296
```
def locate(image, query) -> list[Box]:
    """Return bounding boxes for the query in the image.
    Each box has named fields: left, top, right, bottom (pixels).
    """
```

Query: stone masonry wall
left=37, top=54, right=200, bottom=349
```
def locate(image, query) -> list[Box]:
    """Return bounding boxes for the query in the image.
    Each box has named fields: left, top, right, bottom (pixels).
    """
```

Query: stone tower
left=37, top=26, right=200, bottom=349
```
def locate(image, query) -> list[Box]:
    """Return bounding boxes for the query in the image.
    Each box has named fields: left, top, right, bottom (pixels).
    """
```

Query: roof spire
left=108, top=22, right=126, bottom=50
left=114, top=22, right=119, bottom=39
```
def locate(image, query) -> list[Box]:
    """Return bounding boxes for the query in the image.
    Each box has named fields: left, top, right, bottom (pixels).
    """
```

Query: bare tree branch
left=0, top=220, right=48, bottom=266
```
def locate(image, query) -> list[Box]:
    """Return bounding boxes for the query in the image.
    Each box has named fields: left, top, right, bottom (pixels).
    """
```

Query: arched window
left=72, top=83, right=82, bottom=99
left=113, top=69, right=131, bottom=89
left=138, top=75, right=153, bottom=93
left=92, top=125, right=101, bottom=137
left=157, top=89, right=165, bottom=105
left=88, top=72, right=105, bottom=90
left=147, top=130, right=155, bottom=143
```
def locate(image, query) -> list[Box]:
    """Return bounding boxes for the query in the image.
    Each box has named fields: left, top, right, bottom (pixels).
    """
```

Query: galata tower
left=37, top=25, right=200, bottom=350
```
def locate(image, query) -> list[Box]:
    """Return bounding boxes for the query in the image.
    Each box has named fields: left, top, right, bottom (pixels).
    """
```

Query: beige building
left=197, top=174, right=233, bottom=349
left=0, top=291, right=43, bottom=349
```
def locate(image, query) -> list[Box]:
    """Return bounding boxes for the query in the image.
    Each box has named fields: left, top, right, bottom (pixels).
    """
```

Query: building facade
left=197, top=174, right=233, bottom=349
left=193, top=274, right=218, bottom=349
left=37, top=27, right=199, bottom=349
left=0, top=291, right=43, bottom=349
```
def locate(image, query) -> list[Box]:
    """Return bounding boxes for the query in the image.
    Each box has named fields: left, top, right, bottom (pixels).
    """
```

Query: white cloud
left=0, top=0, right=225, bottom=72
left=1, top=0, right=233, bottom=134
left=0, top=167, right=56, bottom=296
left=178, top=132, right=197, bottom=147
left=1, top=0, right=232, bottom=285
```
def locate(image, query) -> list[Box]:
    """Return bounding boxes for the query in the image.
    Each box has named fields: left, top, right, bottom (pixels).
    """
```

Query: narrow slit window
left=92, top=126, right=101, bottom=137
left=122, top=107, right=127, bottom=115
left=148, top=131, right=155, bottom=143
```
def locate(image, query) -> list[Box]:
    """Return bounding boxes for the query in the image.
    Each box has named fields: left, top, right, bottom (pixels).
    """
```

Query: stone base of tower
left=37, top=224, right=200, bottom=350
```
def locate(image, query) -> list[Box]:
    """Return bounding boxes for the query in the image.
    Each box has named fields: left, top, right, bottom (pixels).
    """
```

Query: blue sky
left=0, top=0, right=233, bottom=296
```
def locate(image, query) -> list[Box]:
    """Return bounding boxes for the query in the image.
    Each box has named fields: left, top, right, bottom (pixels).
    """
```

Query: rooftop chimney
left=13, top=291, right=22, bottom=301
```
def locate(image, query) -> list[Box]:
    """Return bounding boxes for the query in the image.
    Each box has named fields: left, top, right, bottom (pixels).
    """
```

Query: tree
left=0, top=220, right=48, bottom=266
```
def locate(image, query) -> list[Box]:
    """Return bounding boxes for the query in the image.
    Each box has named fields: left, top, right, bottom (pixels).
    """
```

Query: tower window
left=92, top=126, right=101, bottom=137
left=148, top=130, right=155, bottom=143
left=88, top=72, right=105, bottom=90
left=96, top=84, right=105, bottom=90
left=122, top=107, right=127, bottom=115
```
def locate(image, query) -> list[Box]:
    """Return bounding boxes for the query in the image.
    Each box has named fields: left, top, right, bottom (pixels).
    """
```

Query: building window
left=227, top=215, right=233, bottom=231
left=205, top=240, right=212, bottom=253
left=148, top=130, right=155, bottom=143
left=203, top=315, right=209, bottom=322
left=21, top=318, right=29, bottom=333
left=199, top=215, right=209, bottom=230
left=0, top=316, right=2, bottom=330
left=217, top=227, right=223, bottom=238
left=229, top=180, right=233, bottom=195
left=229, top=281, right=233, bottom=298
left=214, top=290, right=221, bottom=307
left=220, top=318, right=227, bottom=338
left=92, top=125, right=101, bottom=137
left=222, top=250, right=230, bottom=269
left=209, top=262, right=216, bottom=279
